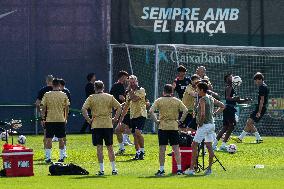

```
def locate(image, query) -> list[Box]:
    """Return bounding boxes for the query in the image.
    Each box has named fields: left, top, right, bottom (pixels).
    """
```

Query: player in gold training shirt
left=82, top=81, right=121, bottom=176
left=149, top=84, right=188, bottom=176
left=118, top=75, right=147, bottom=160
left=41, top=78, right=70, bottom=164
left=181, top=74, right=200, bottom=131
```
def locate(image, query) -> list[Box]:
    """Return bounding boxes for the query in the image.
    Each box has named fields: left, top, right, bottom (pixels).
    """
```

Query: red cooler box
left=172, top=147, right=192, bottom=174
left=1, top=144, right=34, bottom=177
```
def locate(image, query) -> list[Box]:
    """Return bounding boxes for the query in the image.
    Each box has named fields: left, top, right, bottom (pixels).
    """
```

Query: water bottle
left=254, top=164, right=264, bottom=168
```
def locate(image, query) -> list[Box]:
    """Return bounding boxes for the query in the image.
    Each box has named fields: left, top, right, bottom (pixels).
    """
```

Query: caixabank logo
left=268, top=98, right=284, bottom=119
left=170, top=51, right=227, bottom=64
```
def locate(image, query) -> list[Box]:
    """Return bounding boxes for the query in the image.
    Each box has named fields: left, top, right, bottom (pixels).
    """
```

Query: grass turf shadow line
left=138, top=174, right=207, bottom=178
left=116, top=159, right=141, bottom=162
left=34, top=162, right=51, bottom=165
left=33, top=158, right=46, bottom=161
left=71, top=175, right=108, bottom=179
left=115, top=153, right=136, bottom=157
left=243, top=142, right=262, bottom=145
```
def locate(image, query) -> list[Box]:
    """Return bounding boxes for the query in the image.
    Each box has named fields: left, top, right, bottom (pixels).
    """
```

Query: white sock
left=221, top=142, right=227, bottom=147
left=111, top=161, right=116, bottom=171
left=99, top=163, right=104, bottom=172
left=127, top=135, right=132, bottom=143
left=239, top=131, right=247, bottom=140
left=119, top=143, right=124, bottom=150
left=44, top=148, right=47, bottom=158
left=254, top=132, right=261, bottom=140
left=213, top=139, right=218, bottom=147
left=45, top=149, right=51, bottom=160
left=213, top=132, right=217, bottom=139
left=160, top=166, right=164, bottom=171
left=140, top=148, right=144, bottom=153
left=64, top=145, right=67, bottom=156
left=177, top=165, right=181, bottom=170
left=59, top=149, right=65, bottom=159
left=123, top=134, right=128, bottom=143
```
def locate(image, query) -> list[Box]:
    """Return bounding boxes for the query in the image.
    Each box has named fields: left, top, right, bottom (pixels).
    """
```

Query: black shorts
left=92, top=128, right=113, bottom=146
left=158, top=130, right=179, bottom=146
left=223, top=106, right=237, bottom=126
left=188, top=117, right=197, bottom=131
left=45, top=122, right=66, bottom=138
left=250, top=108, right=267, bottom=123
left=122, top=114, right=131, bottom=128
left=130, top=116, right=146, bottom=133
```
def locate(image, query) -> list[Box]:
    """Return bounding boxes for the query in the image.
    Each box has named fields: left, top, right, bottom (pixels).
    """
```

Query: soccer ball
left=232, top=76, right=242, bottom=87
left=18, top=135, right=27, bottom=145
left=0, top=132, right=9, bottom=141
left=227, top=144, right=237, bottom=154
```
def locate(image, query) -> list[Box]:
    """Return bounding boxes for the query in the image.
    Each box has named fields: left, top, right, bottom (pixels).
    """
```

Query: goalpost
left=109, top=44, right=284, bottom=135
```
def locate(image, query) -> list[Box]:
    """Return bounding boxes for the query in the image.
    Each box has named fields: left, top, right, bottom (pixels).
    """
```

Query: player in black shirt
left=35, top=75, right=54, bottom=108
left=80, top=73, right=96, bottom=133
left=59, top=78, right=72, bottom=158
left=233, top=72, right=269, bottom=143
left=59, top=79, right=71, bottom=103
left=110, top=71, right=132, bottom=154
left=35, top=75, right=54, bottom=158
left=85, top=73, right=96, bottom=98
left=173, top=65, right=191, bottom=99
left=110, top=71, right=128, bottom=104
left=214, top=74, right=251, bottom=151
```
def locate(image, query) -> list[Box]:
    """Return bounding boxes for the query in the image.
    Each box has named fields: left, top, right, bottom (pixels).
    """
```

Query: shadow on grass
left=243, top=142, right=261, bottom=145
left=71, top=175, right=108, bottom=179
left=34, top=162, right=49, bottom=165
left=138, top=174, right=207, bottom=179
left=116, top=159, right=137, bottom=163
left=182, top=174, right=207, bottom=178
left=214, top=150, right=229, bottom=154
left=115, top=153, right=136, bottom=157
left=34, top=158, right=45, bottom=161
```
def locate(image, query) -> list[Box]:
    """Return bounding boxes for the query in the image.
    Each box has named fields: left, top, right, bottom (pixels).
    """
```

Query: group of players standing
left=36, top=64, right=269, bottom=176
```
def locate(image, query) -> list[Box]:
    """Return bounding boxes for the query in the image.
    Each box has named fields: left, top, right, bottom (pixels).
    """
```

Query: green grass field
left=0, top=134, right=284, bottom=189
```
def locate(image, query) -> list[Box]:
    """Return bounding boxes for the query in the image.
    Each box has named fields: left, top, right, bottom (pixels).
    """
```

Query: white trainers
left=212, top=140, right=218, bottom=151
left=204, top=168, right=212, bottom=175
left=123, top=142, right=130, bottom=146
left=219, top=145, right=227, bottom=151
left=184, top=169, right=195, bottom=175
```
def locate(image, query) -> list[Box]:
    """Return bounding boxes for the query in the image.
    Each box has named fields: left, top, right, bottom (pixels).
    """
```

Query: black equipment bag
left=49, top=162, right=89, bottom=175
left=179, top=132, right=193, bottom=147
left=0, top=169, right=6, bottom=177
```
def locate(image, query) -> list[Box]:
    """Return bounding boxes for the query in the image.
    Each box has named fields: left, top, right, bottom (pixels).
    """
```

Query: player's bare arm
left=149, top=107, right=159, bottom=124
left=119, top=95, right=125, bottom=102
left=198, top=98, right=206, bottom=126
left=257, top=96, right=265, bottom=117
left=208, top=89, right=221, bottom=100
left=179, top=103, right=188, bottom=123
left=65, top=105, right=69, bottom=123
left=113, top=105, right=122, bottom=124
left=213, top=98, right=225, bottom=115
left=128, top=90, right=141, bottom=102
left=82, top=107, right=92, bottom=124
left=40, top=105, right=46, bottom=118
left=118, top=103, right=129, bottom=123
